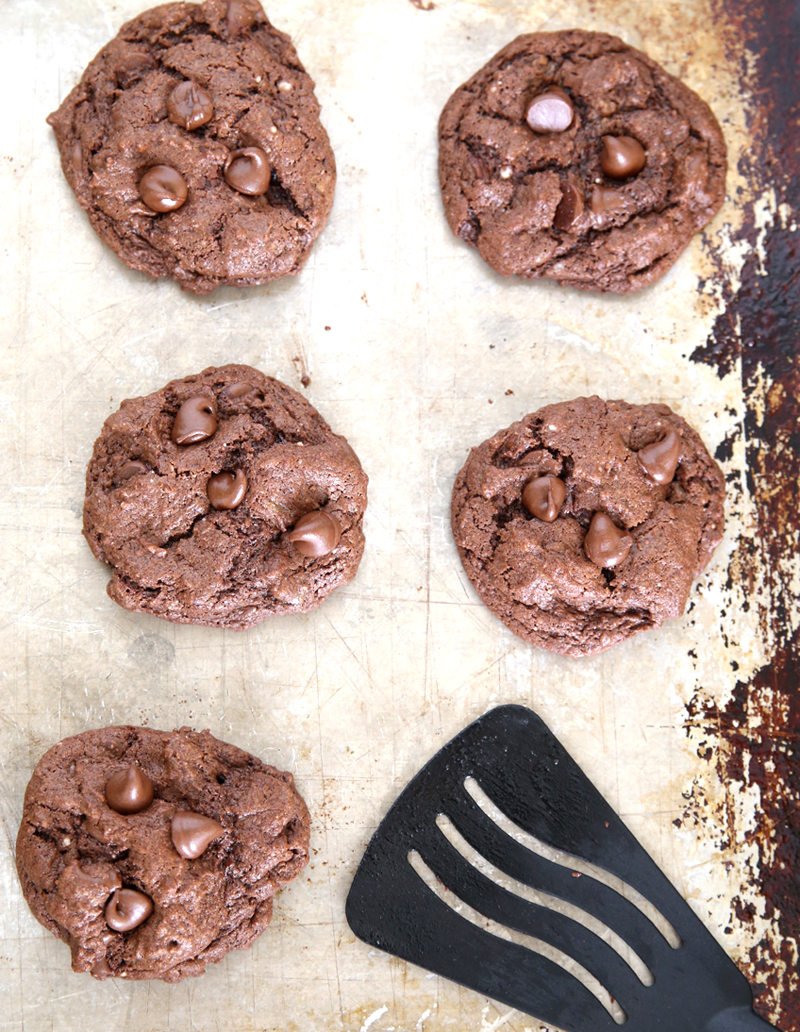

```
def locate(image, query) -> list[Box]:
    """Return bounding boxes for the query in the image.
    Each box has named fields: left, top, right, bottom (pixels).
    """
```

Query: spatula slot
left=464, top=777, right=683, bottom=950
left=435, top=812, right=655, bottom=987
left=407, top=848, right=628, bottom=1026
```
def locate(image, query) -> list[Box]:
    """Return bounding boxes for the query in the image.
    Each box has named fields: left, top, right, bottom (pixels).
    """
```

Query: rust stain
left=408, top=0, right=436, bottom=9
left=688, top=1, right=800, bottom=1028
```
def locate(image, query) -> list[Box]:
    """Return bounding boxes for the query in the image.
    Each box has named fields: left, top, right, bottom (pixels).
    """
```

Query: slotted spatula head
left=346, top=705, right=774, bottom=1032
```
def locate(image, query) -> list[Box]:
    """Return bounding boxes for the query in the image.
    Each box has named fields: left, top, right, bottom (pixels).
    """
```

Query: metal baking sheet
left=2, top=0, right=796, bottom=1029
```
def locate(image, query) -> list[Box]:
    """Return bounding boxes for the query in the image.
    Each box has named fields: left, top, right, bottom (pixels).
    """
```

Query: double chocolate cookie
left=451, top=397, right=725, bottom=656
left=15, top=726, right=310, bottom=981
left=83, top=365, right=368, bottom=628
left=438, top=31, right=727, bottom=292
left=47, top=0, right=335, bottom=294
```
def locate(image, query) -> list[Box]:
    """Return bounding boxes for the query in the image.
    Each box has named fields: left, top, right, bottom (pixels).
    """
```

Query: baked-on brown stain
left=689, top=2, right=800, bottom=1027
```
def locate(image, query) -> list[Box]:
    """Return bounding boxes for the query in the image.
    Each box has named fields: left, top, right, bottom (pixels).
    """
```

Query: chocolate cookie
left=15, top=725, right=310, bottom=982
left=47, top=0, right=335, bottom=294
left=438, top=31, right=727, bottom=293
left=451, top=397, right=725, bottom=656
left=83, top=365, right=368, bottom=628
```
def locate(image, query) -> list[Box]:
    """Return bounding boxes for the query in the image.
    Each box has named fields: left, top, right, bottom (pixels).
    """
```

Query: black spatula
left=346, top=705, right=775, bottom=1032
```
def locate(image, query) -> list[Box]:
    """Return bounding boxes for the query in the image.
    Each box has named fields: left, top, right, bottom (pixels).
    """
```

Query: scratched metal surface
left=0, top=0, right=789, bottom=1030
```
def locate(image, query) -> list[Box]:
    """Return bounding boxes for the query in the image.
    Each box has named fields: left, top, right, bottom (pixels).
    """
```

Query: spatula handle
left=706, top=1007, right=776, bottom=1030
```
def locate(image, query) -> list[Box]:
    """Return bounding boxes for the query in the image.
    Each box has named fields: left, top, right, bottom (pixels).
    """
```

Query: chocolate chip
left=91, top=958, right=113, bottom=978
left=285, top=511, right=341, bottom=557
left=167, top=81, right=214, bottom=131
left=207, top=470, right=247, bottom=510
left=526, top=89, right=574, bottom=133
left=104, top=765, right=154, bottom=815
left=139, top=165, right=188, bottom=213
left=590, top=186, right=624, bottom=215
left=114, top=460, right=148, bottom=485
left=584, top=513, right=633, bottom=569
left=553, top=182, right=584, bottom=231
left=223, top=380, right=256, bottom=400
left=171, top=811, right=224, bottom=859
left=226, top=0, right=257, bottom=33
left=522, top=476, right=566, bottom=522
left=171, top=396, right=218, bottom=445
left=637, top=429, right=681, bottom=485
left=105, top=888, right=154, bottom=932
left=74, top=864, right=121, bottom=888
left=600, top=135, right=646, bottom=179
left=224, top=147, right=271, bottom=196
left=114, top=50, right=156, bottom=88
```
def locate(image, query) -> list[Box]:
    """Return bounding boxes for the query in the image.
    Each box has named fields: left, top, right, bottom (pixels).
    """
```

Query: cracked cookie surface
left=438, top=30, right=727, bottom=293
left=451, top=397, right=725, bottom=656
left=47, top=0, right=335, bottom=294
left=83, top=364, right=368, bottom=628
left=15, top=725, right=310, bottom=982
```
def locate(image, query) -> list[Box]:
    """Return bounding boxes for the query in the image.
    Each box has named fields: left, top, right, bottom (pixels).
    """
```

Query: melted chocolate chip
left=224, top=147, right=271, bottom=196
left=522, top=476, right=567, bottom=522
left=600, top=136, right=646, bottom=179
left=207, top=470, right=247, bottom=510
left=114, top=50, right=156, bottom=88
left=285, top=510, right=341, bottom=557
left=590, top=187, right=624, bottom=215
left=139, top=165, right=188, bottom=213
left=226, top=0, right=257, bottom=33
left=553, top=182, right=584, bottom=231
left=526, top=89, right=574, bottom=133
left=104, top=765, right=154, bottom=815
left=105, top=888, right=153, bottom=932
left=223, top=380, right=256, bottom=400
left=171, top=811, right=224, bottom=859
left=114, top=460, right=148, bottom=485
left=584, top=513, right=633, bottom=569
left=171, top=396, right=218, bottom=445
left=637, top=429, right=681, bottom=485
left=91, top=958, right=113, bottom=978
left=74, top=864, right=121, bottom=888
left=167, top=81, right=214, bottom=131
